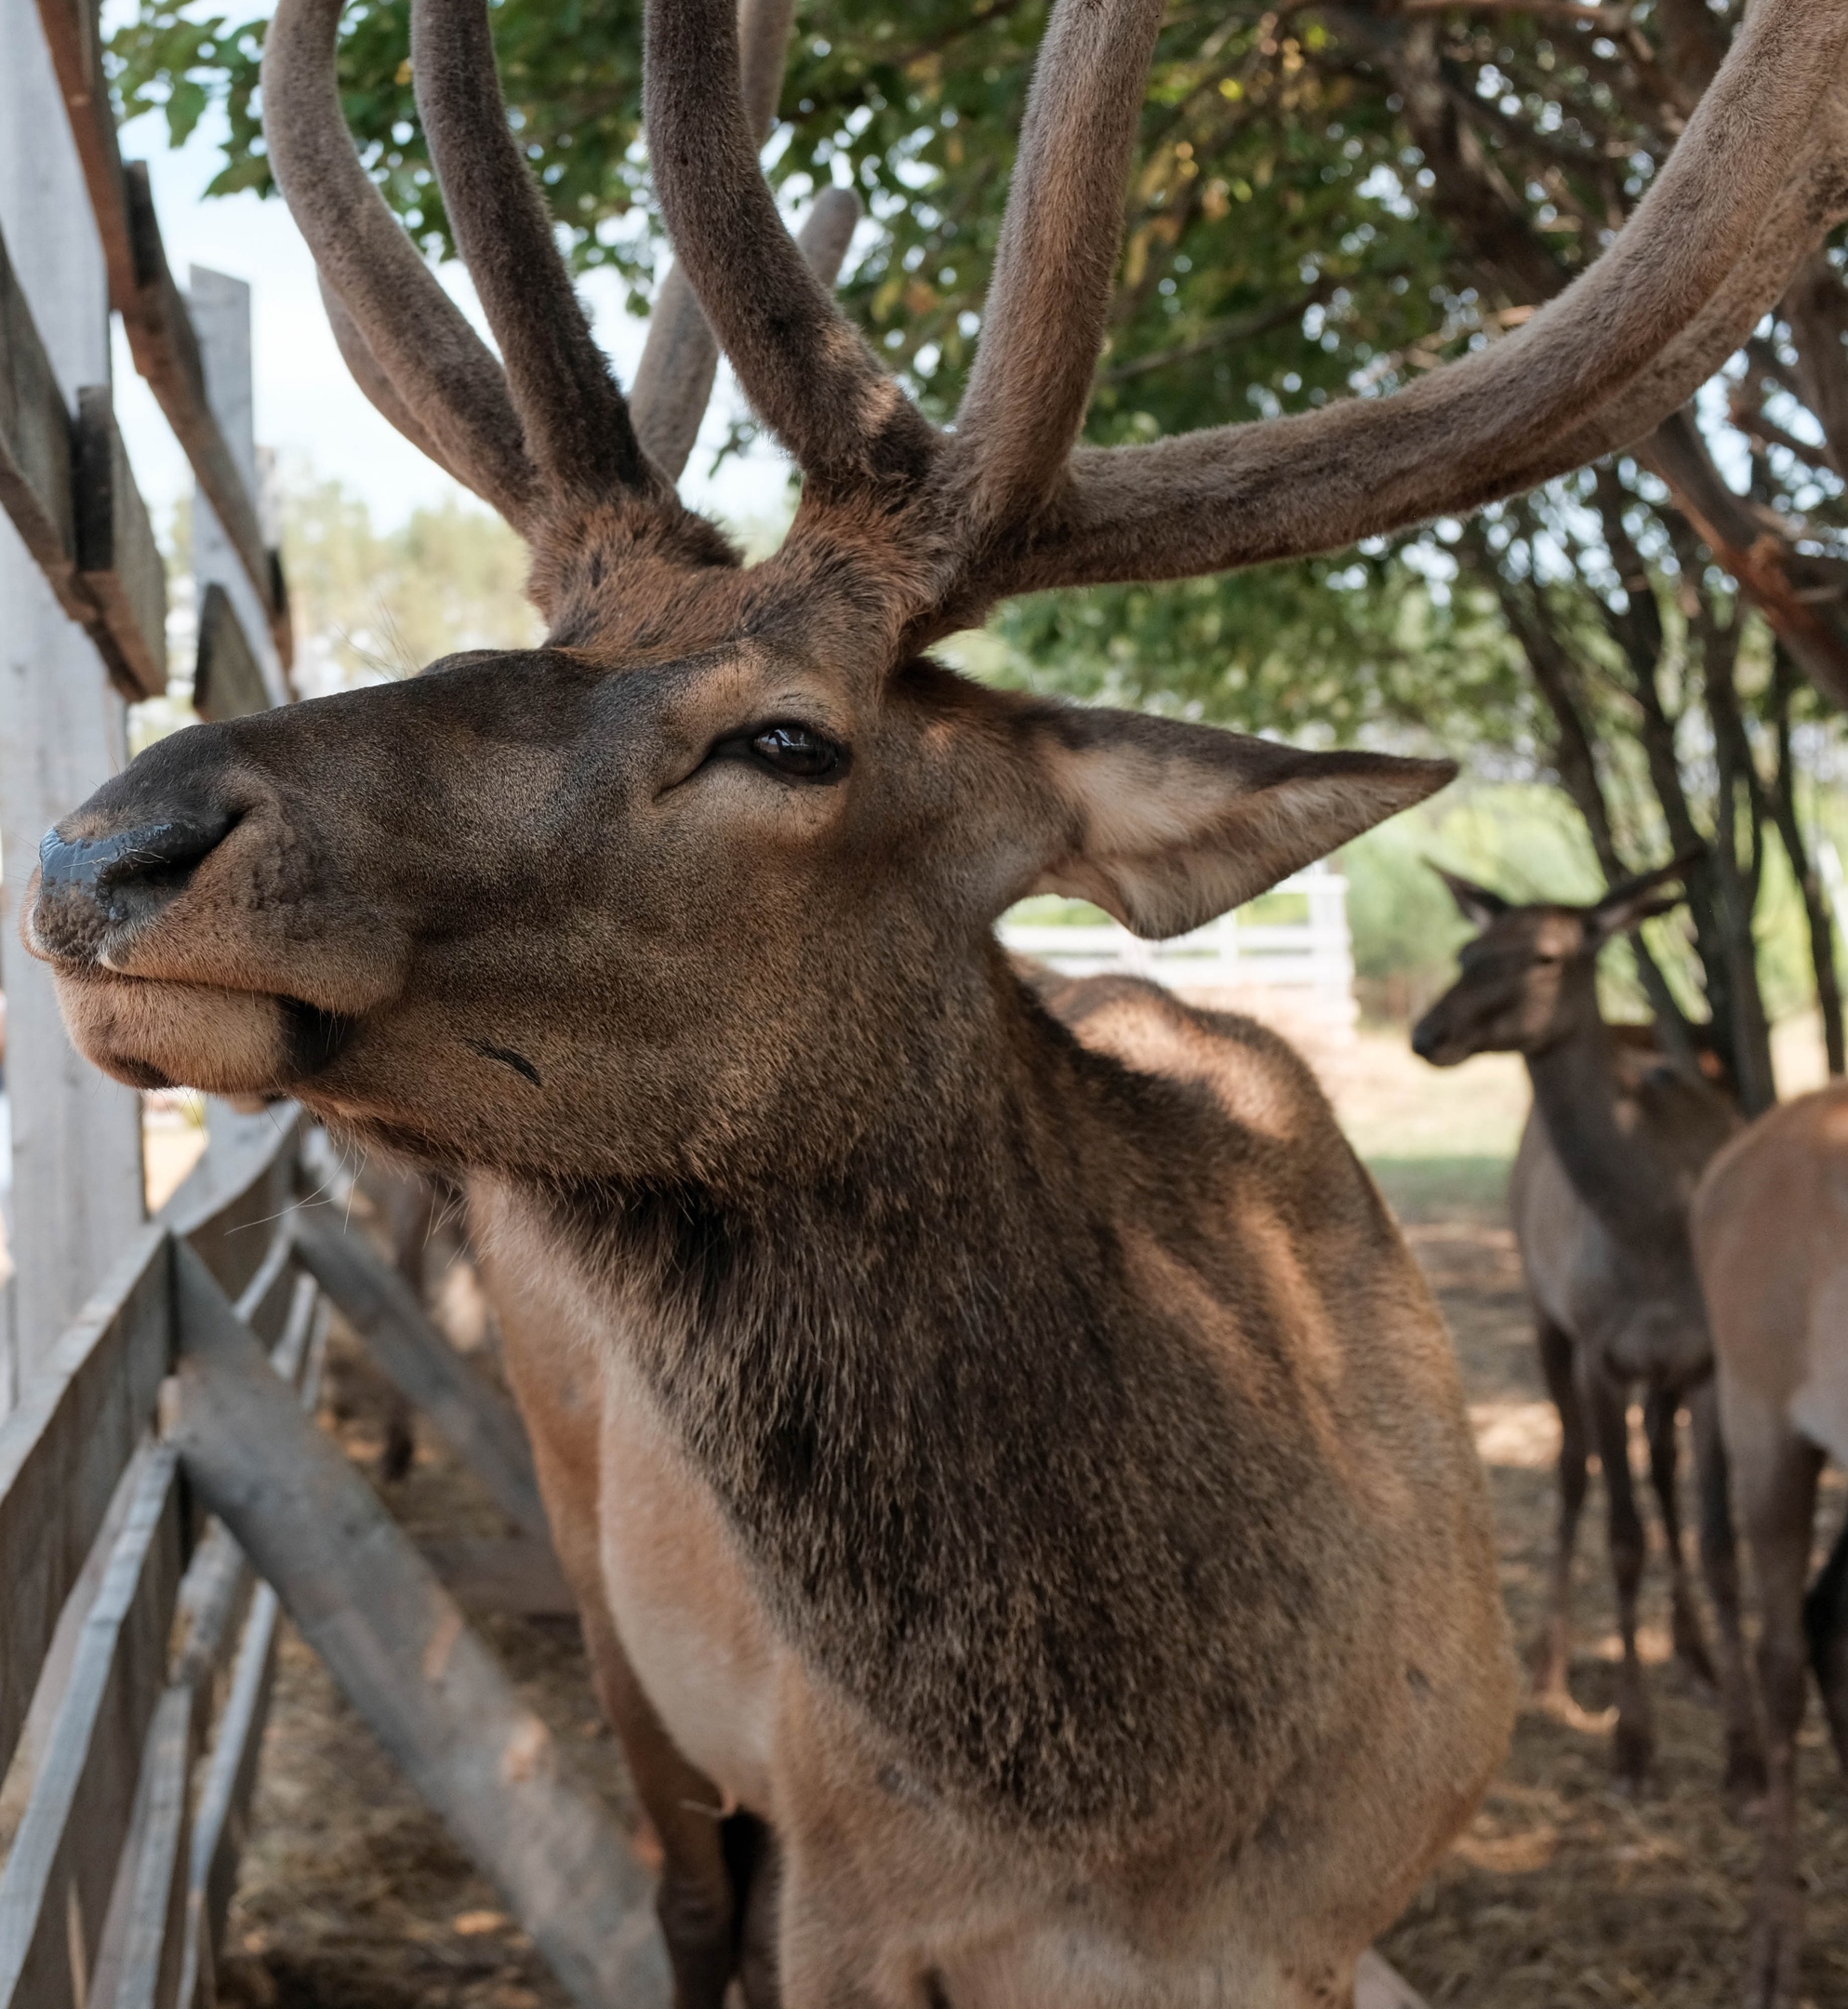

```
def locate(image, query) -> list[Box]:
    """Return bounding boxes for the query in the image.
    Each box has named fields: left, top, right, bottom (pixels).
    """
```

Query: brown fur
left=1692, top=1086, right=1848, bottom=2009
left=1413, top=866, right=1755, bottom=1800
left=48, top=0, right=1848, bottom=1989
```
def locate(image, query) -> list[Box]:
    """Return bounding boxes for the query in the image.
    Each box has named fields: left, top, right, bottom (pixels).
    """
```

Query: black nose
left=33, top=806, right=236, bottom=954
left=1409, top=1018, right=1440, bottom=1061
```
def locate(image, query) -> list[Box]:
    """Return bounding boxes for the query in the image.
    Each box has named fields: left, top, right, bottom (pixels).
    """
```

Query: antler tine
left=636, top=189, right=864, bottom=483
left=950, top=0, right=1164, bottom=542
left=262, top=0, right=538, bottom=530
left=318, top=273, right=468, bottom=488
left=633, top=0, right=795, bottom=481
left=409, top=0, right=666, bottom=506
left=966, top=0, right=1848, bottom=605
left=644, top=0, right=937, bottom=498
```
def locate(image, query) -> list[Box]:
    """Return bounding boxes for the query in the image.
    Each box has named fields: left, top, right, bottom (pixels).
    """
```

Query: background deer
left=1693, top=1084, right=1848, bottom=2009
left=1412, top=864, right=1755, bottom=1795
left=22, top=0, right=1848, bottom=1999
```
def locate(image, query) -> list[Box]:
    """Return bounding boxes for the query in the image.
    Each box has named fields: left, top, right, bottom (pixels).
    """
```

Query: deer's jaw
left=38, top=964, right=326, bottom=1097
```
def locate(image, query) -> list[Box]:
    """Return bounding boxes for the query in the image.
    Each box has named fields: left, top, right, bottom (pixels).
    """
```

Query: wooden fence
left=0, top=1116, right=670, bottom=2009
left=1000, top=860, right=1360, bottom=1036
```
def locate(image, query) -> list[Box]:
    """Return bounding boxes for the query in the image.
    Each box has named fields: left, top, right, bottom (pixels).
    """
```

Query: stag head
left=23, top=0, right=1848, bottom=1181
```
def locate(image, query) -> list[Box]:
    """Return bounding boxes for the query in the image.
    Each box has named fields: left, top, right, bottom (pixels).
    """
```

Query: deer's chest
left=595, top=1349, right=784, bottom=1816
left=1513, top=1126, right=1705, bottom=1381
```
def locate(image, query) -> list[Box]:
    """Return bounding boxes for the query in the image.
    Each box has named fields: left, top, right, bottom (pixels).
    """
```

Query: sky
left=111, top=70, right=797, bottom=535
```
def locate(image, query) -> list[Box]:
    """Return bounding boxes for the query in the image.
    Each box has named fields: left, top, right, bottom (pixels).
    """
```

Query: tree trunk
left=1770, top=649, right=1846, bottom=1078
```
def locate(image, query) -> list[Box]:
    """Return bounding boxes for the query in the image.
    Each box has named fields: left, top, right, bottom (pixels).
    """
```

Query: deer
left=21, top=0, right=1848, bottom=1996
left=1411, top=863, right=1758, bottom=1802
left=1692, top=1084, right=1848, bottom=2009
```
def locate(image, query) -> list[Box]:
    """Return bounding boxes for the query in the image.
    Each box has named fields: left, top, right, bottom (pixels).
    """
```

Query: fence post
left=0, top=0, right=146, bottom=1413
left=187, top=268, right=286, bottom=712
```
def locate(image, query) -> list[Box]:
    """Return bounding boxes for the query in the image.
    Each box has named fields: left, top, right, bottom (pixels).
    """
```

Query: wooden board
left=160, top=1107, right=299, bottom=1304
left=22, top=0, right=288, bottom=660
left=168, top=1242, right=670, bottom=2009
left=179, top=1295, right=328, bottom=2004
left=292, top=1215, right=552, bottom=1544
left=181, top=1581, right=279, bottom=2008
left=0, top=1441, right=185, bottom=2009
left=106, top=1683, right=195, bottom=2009
left=73, top=385, right=165, bottom=699
left=191, top=581, right=269, bottom=724
left=0, top=212, right=75, bottom=597
left=0, top=1225, right=170, bottom=1777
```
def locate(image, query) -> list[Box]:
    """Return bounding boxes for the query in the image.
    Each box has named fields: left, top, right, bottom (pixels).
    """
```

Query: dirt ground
left=208, top=1034, right=1847, bottom=2009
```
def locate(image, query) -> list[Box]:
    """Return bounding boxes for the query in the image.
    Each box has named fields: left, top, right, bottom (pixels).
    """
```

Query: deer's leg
left=1646, top=1384, right=1716, bottom=1684
left=1730, top=1393, right=1822, bottom=2009
left=1690, top=1377, right=1766, bottom=1804
left=1535, top=1316, right=1589, bottom=1704
left=728, top=1811, right=783, bottom=2009
left=1802, top=1505, right=1848, bottom=1778
left=1581, top=1352, right=1653, bottom=1786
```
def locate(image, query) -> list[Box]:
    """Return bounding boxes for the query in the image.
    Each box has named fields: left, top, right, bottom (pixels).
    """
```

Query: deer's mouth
left=36, top=960, right=350, bottom=1097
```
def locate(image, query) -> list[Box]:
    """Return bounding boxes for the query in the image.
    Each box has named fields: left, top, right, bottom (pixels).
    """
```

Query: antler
left=275, top=0, right=856, bottom=517
left=632, top=0, right=860, bottom=482
left=263, top=0, right=538, bottom=528
left=408, top=0, right=666, bottom=507
left=644, top=0, right=937, bottom=497
left=947, top=0, right=1164, bottom=543
left=962, top=0, right=1848, bottom=603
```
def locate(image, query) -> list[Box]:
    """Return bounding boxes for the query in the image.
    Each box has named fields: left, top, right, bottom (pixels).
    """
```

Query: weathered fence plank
left=230, top=1221, right=298, bottom=1345
left=0, top=215, right=75, bottom=595
left=0, top=1442, right=186, bottom=2009
left=176, top=1291, right=326, bottom=2005
left=188, top=265, right=287, bottom=703
left=106, top=1683, right=195, bottom=2009
left=167, top=1242, right=668, bottom=2009
left=162, top=1108, right=299, bottom=1304
left=0, top=0, right=147, bottom=1404
left=33, top=0, right=286, bottom=658
left=192, top=580, right=269, bottom=723
left=73, top=385, right=166, bottom=698
left=0, top=1225, right=170, bottom=1775
left=292, top=1215, right=552, bottom=1543
left=179, top=1581, right=280, bottom=2009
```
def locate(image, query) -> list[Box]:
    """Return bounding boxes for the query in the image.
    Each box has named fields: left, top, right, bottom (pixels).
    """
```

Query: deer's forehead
left=1462, top=909, right=1582, bottom=965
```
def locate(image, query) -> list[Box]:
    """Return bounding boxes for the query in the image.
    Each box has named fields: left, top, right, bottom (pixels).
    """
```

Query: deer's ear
left=1431, top=865, right=1510, bottom=930
left=1587, top=851, right=1700, bottom=944
left=1024, top=708, right=1455, bottom=940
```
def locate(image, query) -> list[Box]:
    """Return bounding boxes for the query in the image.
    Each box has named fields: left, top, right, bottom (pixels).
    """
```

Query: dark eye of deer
left=749, top=724, right=847, bottom=781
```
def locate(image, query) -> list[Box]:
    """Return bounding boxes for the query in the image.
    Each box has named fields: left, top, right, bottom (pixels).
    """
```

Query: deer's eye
left=748, top=723, right=848, bottom=782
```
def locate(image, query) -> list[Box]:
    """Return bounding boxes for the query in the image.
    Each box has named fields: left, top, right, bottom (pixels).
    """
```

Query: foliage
left=279, top=469, right=540, bottom=692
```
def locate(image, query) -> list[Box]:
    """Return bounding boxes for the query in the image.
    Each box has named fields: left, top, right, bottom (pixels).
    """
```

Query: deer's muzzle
left=33, top=808, right=237, bottom=963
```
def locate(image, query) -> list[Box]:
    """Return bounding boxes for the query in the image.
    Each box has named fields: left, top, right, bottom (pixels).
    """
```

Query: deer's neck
left=1523, top=1004, right=1685, bottom=1250
left=514, top=979, right=1356, bottom=1837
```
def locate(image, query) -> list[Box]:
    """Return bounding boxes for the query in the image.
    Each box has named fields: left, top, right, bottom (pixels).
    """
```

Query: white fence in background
left=1000, top=859, right=1357, bottom=1034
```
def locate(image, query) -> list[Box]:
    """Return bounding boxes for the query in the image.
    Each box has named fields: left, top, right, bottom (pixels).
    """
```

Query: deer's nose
left=33, top=806, right=236, bottom=955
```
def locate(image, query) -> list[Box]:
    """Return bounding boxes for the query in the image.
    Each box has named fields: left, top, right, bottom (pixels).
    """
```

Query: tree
left=280, top=471, right=540, bottom=690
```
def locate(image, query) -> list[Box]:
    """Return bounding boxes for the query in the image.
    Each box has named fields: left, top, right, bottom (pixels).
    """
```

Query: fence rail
left=1000, top=863, right=1358, bottom=1025
left=0, top=1115, right=671, bottom=2009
